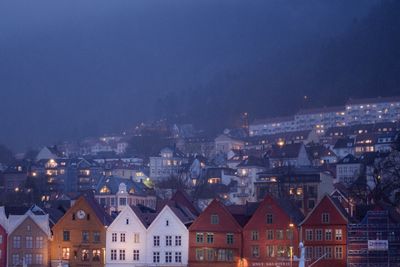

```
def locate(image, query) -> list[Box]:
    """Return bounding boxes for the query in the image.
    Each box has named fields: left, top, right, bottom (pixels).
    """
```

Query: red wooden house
left=0, top=207, right=7, bottom=267
left=188, top=199, right=243, bottom=267
left=300, top=195, right=348, bottom=267
left=242, top=195, right=304, bottom=267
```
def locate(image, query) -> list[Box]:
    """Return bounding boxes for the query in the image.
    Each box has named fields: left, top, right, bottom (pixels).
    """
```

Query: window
left=315, top=247, right=323, bottom=258
left=12, top=254, right=20, bottom=265
left=251, top=246, right=260, bottom=258
left=92, top=249, right=100, bottom=261
left=13, top=236, right=21, bottom=248
left=335, top=246, right=343, bottom=259
left=165, top=235, right=172, bottom=246
left=266, top=213, right=273, bottom=224
left=226, top=233, right=234, bottom=244
left=308, top=200, right=315, bottom=209
left=119, top=249, right=126, bottom=261
left=153, top=236, right=160, bottom=246
left=251, top=231, right=259, bottom=241
left=207, top=248, right=215, bottom=261
left=62, top=248, right=70, bottom=260
left=218, top=249, right=234, bottom=261
left=165, top=251, right=172, bottom=263
left=207, top=233, right=214, bottom=244
left=276, top=230, right=284, bottom=240
left=134, top=233, right=140, bottom=243
left=35, top=236, right=43, bottom=249
left=267, top=229, right=274, bottom=240
left=196, top=248, right=204, bottom=261
left=63, top=230, right=70, bottom=241
left=325, top=229, right=332, bottom=241
left=35, top=254, right=43, bottom=264
left=93, top=231, right=100, bottom=243
left=119, top=198, right=127, bottom=206
left=82, top=231, right=89, bottom=242
left=324, top=246, right=332, bottom=259
left=305, top=229, right=313, bottom=241
left=175, top=235, right=182, bottom=246
left=196, top=233, right=204, bottom=243
left=120, top=233, right=126, bottom=242
left=277, top=246, right=290, bottom=258
left=0, top=235, right=2, bottom=244
left=126, top=218, right=129, bottom=225
left=25, top=254, right=32, bottom=265
left=286, top=229, right=294, bottom=240
left=175, top=251, right=182, bottom=263
left=166, top=220, right=169, bottom=226
left=315, top=229, right=323, bottom=241
left=153, top=252, right=160, bottom=263
left=211, top=214, right=219, bottom=224
left=111, top=249, right=117, bottom=261
left=335, top=229, right=342, bottom=241
left=305, top=247, right=313, bottom=259
left=111, top=233, right=117, bottom=242
left=81, top=249, right=89, bottom=261
left=133, top=250, right=140, bottom=261
left=266, top=245, right=274, bottom=257
left=322, top=213, right=330, bottom=223
left=26, top=236, right=33, bottom=249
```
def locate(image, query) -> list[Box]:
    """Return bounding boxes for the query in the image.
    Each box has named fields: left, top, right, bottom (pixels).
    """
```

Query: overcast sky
left=0, top=0, right=379, bottom=151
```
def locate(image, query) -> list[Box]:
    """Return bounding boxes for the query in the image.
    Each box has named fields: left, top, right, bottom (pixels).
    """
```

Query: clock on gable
left=76, top=209, right=86, bottom=220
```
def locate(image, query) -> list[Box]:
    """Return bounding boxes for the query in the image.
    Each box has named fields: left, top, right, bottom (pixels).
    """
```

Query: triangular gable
left=244, top=196, right=288, bottom=229
left=53, top=195, right=112, bottom=230
left=300, top=195, right=348, bottom=226
left=8, top=211, right=50, bottom=237
left=147, top=205, right=188, bottom=232
left=108, top=206, right=147, bottom=232
left=189, top=199, right=242, bottom=232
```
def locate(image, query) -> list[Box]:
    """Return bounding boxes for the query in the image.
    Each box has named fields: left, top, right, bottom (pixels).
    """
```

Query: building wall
left=300, top=196, right=347, bottom=267
left=243, top=197, right=300, bottom=267
left=0, top=225, right=7, bottom=267
left=189, top=200, right=242, bottom=267
left=50, top=198, right=107, bottom=267
left=106, top=207, right=147, bottom=267
left=7, top=217, right=50, bottom=267
left=146, top=206, right=189, bottom=266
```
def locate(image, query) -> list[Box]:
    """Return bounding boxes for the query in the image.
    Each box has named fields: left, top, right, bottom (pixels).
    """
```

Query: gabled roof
left=226, top=202, right=260, bottom=227
left=333, top=137, right=355, bottom=149
left=189, top=199, right=243, bottom=232
left=82, top=192, right=113, bottom=226
left=337, top=154, right=360, bottom=164
left=8, top=210, right=51, bottom=237
left=237, top=156, right=267, bottom=168
left=108, top=205, right=147, bottom=231
left=269, top=143, right=304, bottom=159
left=95, top=175, right=152, bottom=196
left=170, top=190, right=200, bottom=216
left=300, top=195, right=349, bottom=226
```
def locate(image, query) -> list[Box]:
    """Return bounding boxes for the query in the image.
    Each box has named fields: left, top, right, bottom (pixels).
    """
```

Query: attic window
left=211, top=214, right=219, bottom=225
left=126, top=219, right=129, bottom=225
left=166, top=220, right=169, bottom=226
left=322, top=213, right=330, bottom=224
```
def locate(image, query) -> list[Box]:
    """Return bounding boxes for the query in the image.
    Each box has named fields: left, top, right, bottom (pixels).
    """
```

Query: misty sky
left=0, top=0, right=379, bottom=151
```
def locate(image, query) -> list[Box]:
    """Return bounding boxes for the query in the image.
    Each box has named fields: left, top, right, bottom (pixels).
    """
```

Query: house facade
left=242, top=196, right=303, bottom=267
left=300, top=195, right=348, bottom=267
left=50, top=194, right=112, bottom=267
left=0, top=207, right=7, bottom=267
left=7, top=211, right=51, bottom=267
left=188, top=199, right=242, bottom=267
left=106, top=206, right=147, bottom=267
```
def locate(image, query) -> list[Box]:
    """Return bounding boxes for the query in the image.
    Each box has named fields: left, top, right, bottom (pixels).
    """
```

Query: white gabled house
left=146, top=204, right=189, bottom=267
left=106, top=206, right=147, bottom=267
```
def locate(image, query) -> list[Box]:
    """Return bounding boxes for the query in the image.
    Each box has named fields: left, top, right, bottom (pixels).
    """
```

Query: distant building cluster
left=0, top=95, right=399, bottom=266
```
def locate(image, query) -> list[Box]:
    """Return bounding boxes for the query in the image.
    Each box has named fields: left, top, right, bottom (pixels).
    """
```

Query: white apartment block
left=345, top=96, right=400, bottom=126
left=149, top=147, right=187, bottom=181
left=250, top=96, right=400, bottom=137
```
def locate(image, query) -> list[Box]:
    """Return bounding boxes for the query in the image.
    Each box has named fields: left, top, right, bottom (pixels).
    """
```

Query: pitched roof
left=237, top=156, right=267, bottom=168
left=82, top=192, right=113, bottom=226
left=226, top=202, right=260, bottom=227
left=170, top=190, right=200, bottom=216
left=269, top=143, right=303, bottom=159
left=95, top=175, right=153, bottom=196
left=337, top=154, right=360, bottom=164
left=297, top=106, right=344, bottom=115
left=8, top=210, right=51, bottom=237
left=333, top=137, right=355, bottom=149
left=346, top=96, right=400, bottom=105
